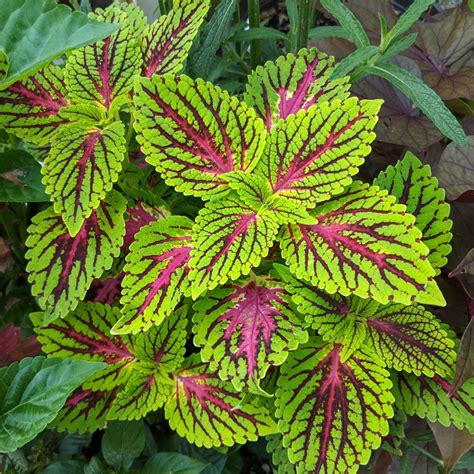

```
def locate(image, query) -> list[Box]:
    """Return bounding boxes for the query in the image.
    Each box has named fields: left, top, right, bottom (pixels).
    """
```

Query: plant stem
left=158, top=0, right=167, bottom=15
left=402, top=439, right=443, bottom=465
left=224, top=44, right=251, bottom=74
left=248, top=0, right=261, bottom=69
left=296, top=0, right=312, bottom=51
left=233, top=3, right=242, bottom=56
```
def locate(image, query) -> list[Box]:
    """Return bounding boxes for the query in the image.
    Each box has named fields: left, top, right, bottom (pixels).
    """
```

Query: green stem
left=69, top=0, right=80, bottom=10
left=125, top=114, right=135, bottom=149
left=248, top=0, right=261, bottom=69
left=296, top=0, right=312, bottom=51
left=158, top=0, right=167, bottom=15
left=224, top=44, right=251, bottom=74
left=233, top=3, right=242, bottom=56
left=402, top=439, right=443, bottom=465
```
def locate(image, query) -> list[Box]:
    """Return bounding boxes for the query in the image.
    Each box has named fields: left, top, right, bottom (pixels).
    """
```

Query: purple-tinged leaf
left=259, top=97, right=381, bottom=208
left=25, top=191, right=126, bottom=320
left=243, top=49, right=350, bottom=130
left=0, top=66, right=69, bottom=145
left=142, top=0, right=210, bottom=77
left=114, top=216, right=193, bottom=335
left=188, top=194, right=280, bottom=298
left=133, top=74, right=267, bottom=199
left=280, top=182, right=441, bottom=306
left=192, top=275, right=307, bottom=390
left=275, top=338, right=394, bottom=473
left=164, top=355, right=277, bottom=448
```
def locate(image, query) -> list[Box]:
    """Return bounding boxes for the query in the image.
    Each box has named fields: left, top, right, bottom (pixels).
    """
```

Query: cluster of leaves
left=0, top=0, right=473, bottom=473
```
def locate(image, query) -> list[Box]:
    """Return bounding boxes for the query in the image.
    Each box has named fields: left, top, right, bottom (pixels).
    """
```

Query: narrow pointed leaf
left=43, top=121, right=126, bottom=236
left=275, top=339, right=394, bottom=473
left=65, top=6, right=141, bottom=109
left=164, top=355, right=277, bottom=448
left=259, top=97, right=381, bottom=208
left=133, top=74, right=266, bottom=199
left=31, top=302, right=135, bottom=390
left=25, top=191, right=126, bottom=319
left=189, top=195, right=280, bottom=298
left=374, top=151, right=452, bottom=275
left=0, top=66, right=69, bottom=145
left=243, top=49, right=350, bottom=129
left=142, top=0, right=210, bottom=77
left=192, top=276, right=307, bottom=390
left=280, top=182, right=439, bottom=305
left=114, top=216, right=193, bottom=335
left=393, top=372, right=474, bottom=433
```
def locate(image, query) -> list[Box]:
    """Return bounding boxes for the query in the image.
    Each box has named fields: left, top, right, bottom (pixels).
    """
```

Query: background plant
left=0, top=0, right=473, bottom=472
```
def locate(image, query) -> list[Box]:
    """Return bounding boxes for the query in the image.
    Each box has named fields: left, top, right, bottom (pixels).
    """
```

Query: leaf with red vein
left=275, top=338, right=394, bottom=473
left=114, top=216, right=193, bottom=335
left=141, top=0, right=209, bottom=77
left=31, top=302, right=135, bottom=390
left=192, top=275, right=307, bottom=390
left=188, top=194, right=280, bottom=298
left=374, top=151, right=453, bottom=275
left=43, top=120, right=126, bottom=236
left=108, top=308, right=188, bottom=420
left=0, top=65, right=69, bottom=145
left=280, top=181, right=442, bottom=306
left=64, top=5, right=142, bottom=109
left=133, top=74, right=267, bottom=199
left=243, top=49, right=351, bottom=130
left=164, top=354, right=277, bottom=448
left=258, top=97, right=381, bottom=208
left=25, top=190, right=126, bottom=320
left=392, top=372, right=474, bottom=433
left=54, top=387, right=118, bottom=434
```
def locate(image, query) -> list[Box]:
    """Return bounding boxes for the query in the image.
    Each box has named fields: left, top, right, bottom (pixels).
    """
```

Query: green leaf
left=0, top=50, right=8, bottom=82
left=142, top=0, right=210, bottom=77
left=243, top=49, right=351, bottom=130
left=188, top=194, right=280, bottom=298
left=0, top=65, right=69, bottom=146
left=0, top=357, right=105, bottom=453
left=320, top=0, right=370, bottom=48
left=43, top=120, right=126, bottom=237
left=25, top=191, right=126, bottom=320
left=144, top=452, right=208, bottom=474
left=365, top=63, right=467, bottom=146
left=308, top=26, right=352, bottom=41
left=275, top=338, right=394, bottom=472
left=380, top=33, right=417, bottom=62
left=384, top=0, right=434, bottom=47
left=266, top=434, right=296, bottom=474
left=330, top=45, right=379, bottom=79
left=164, top=355, right=277, bottom=448
left=101, top=420, right=145, bottom=472
left=64, top=5, right=141, bottom=109
left=134, top=74, right=266, bottom=199
left=280, top=181, right=442, bottom=305
left=0, top=149, right=48, bottom=202
left=114, top=216, right=193, bottom=335
left=0, top=0, right=120, bottom=89
left=374, top=151, right=453, bottom=277
left=231, top=26, right=288, bottom=42
left=192, top=275, right=307, bottom=390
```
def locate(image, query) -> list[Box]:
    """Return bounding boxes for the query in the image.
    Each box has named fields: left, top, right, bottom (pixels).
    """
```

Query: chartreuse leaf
left=393, top=373, right=474, bottom=433
left=133, top=74, right=266, bottom=199
left=108, top=308, right=188, bottom=420
left=0, top=51, right=8, bottom=81
left=25, top=191, right=126, bottom=320
left=259, top=98, right=381, bottom=208
left=374, top=151, right=452, bottom=276
left=164, top=355, right=277, bottom=448
left=0, top=0, right=119, bottom=89
left=0, top=356, right=105, bottom=453
left=43, top=121, right=126, bottom=237
left=243, top=49, right=350, bottom=129
left=280, top=182, right=442, bottom=306
left=31, top=302, right=136, bottom=391
left=275, top=338, right=394, bottom=473
left=276, top=264, right=455, bottom=373
left=0, top=66, right=69, bottom=145
left=142, top=0, right=210, bottom=77
left=266, top=434, right=296, bottom=474
left=114, top=216, right=193, bottom=335
left=365, top=63, right=467, bottom=146
left=54, top=388, right=117, bottom=434
left=188, top=194, right=280, bottom=298
left=64, top=4, right=142, bottom=109
left=192, top=275, right=307, bottom=390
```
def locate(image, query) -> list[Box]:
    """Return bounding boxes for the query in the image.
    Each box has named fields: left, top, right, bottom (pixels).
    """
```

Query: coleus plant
left=0, top=1, right=472, bottom=472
